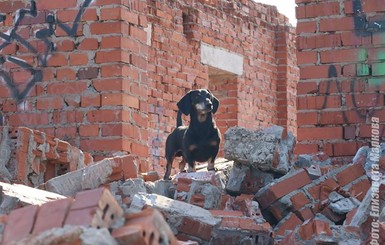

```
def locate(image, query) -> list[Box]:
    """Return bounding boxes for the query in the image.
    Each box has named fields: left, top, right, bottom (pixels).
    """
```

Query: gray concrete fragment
left=329, top=198, right=359, bottom=214
left=145, top=180, right=176, bottom=198
left=295, top=152, right=331, bottom=168
left=225, top=163, right=248, bottom=193
left=80, top=227, right=118, bottom=245
left=44, top=158, right=118, bottom=196
left=119, top=178, right=147, bottom=198
left=328, top=191, right=344, bottom=203
left=0, top=196, right=19, bottom=215
left=0, top=127, right=12, bottom=181
left=130, top=193, right=221, bottom=228
left=224, top=126, right=295, bottom=173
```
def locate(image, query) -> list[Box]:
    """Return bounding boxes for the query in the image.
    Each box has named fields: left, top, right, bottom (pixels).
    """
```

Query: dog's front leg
left=179, top=158, right=187, bottom=173
left=184, top=152, right=196, bottom=173
left=207, top=157, right=218, bottom=172
left=164, top=157, right=173, bottom=180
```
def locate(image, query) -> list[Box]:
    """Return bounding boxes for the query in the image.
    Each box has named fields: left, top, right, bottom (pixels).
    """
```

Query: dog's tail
left=177, top=111, right=183, bottom=127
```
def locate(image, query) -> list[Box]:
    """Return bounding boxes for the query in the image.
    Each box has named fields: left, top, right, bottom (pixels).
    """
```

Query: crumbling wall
left=0, top=0, right=149, bottom=168
left=296, top=0, right=385, bottom=163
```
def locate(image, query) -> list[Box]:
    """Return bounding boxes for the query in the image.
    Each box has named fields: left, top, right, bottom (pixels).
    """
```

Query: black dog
left=164, top=89, right=221, bottom=180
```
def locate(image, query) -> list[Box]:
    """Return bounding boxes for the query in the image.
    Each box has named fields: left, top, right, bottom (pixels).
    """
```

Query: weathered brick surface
left=0, top=126, right=92, bottom=187
left=1, top=187, right=123, bottom=244
left=296, top=0, right=385, bottom=163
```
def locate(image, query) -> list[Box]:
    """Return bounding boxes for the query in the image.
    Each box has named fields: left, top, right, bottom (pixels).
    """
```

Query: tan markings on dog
left=189, top=144, right=198, bottom=151
left=197, top=113, right=207, bottom=122
left=210, top=140, right=218, bottom=146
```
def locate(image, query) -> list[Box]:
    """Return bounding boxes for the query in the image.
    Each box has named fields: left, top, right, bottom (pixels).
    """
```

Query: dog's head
left=177, top=89, right=219, bottom=116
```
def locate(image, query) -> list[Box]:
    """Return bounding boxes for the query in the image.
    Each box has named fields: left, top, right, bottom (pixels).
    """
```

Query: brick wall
left=145, top=0, right=297, bottom=173
left=0, top=0, right=296, bottom=174
left=296, top=0, right=385, bottom=163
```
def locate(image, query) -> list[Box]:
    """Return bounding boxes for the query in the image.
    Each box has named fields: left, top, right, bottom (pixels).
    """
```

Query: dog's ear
left=207, top=89, right=219, bottom=114
left=177, top=91, right=192, bottom=115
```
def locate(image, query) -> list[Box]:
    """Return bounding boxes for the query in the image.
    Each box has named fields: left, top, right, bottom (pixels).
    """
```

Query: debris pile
left=0, top=125, right=383, bottom=244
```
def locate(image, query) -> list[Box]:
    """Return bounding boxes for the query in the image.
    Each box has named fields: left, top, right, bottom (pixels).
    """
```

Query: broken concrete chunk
left=295, top=152, right=331, bottom=168
left=224, top=126, right=295, bottom=173
left=145, top=179, right=175, bottom=199
left=80, top=227, right=119, bottom=245
left=0, top=182, right=65, bottom=206
left=44, top=155, right=137, bottom=196
left=329, top=198, right=359, bottom=214
left=328, top=191, right=344, bottom=203
left=119, top=178, right=147, bottom=198
left=130, top=193, right=221, bottom=227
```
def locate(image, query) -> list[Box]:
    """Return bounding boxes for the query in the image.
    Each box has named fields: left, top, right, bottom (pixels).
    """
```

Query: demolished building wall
left=0, top=0, right=297, bottom=175
left=296, top=0, right=385, bottom=163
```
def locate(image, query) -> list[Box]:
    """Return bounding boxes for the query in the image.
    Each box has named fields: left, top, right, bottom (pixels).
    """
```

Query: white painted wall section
left=200, top=42, right=244, bottom=76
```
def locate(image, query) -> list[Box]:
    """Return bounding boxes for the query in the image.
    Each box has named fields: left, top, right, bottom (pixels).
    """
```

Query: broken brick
left=113, top=208, right=178, bottom=245
left=32, top=198, right=73, bottom=234
left=2, top=205, right=39, bottom=244
left=65, top=187, right=123, bottom=228
left=335, top=163, right=365, bottom=186
left=256, top=169, right=312, bottom=209
left=178, top=216, right=213, bottom=241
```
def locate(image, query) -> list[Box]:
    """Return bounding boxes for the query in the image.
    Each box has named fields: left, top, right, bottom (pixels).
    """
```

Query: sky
left=254, top=0, right=297, bottom=26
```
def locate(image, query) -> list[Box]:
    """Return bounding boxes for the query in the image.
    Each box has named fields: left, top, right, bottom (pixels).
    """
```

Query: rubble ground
left=0, top=125, right=384, bottom=244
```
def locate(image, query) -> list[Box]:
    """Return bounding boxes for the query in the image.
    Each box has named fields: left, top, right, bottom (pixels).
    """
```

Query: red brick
left=320, top=49, right=367, bottom=63
left=210, top=210, right=244, bottom=217
left=33, top=198, right=73, bottom=234
left=78, top=38, right=99, bottom=50
left=363, top=0, right=385, bottom=12
left=303, top=2, right=340, bottom=18
left=297, top=112, right=317, bottom=126
left=2, top=205, right=39, bottom=244
left=296, top=207, right=314, bottom=221
left=69, top=53, right=89, bottom=66
left=300, top=65, right=341, bottom=79
left=307, top=178, right=339, bottom=201
left=256, top=170, right=312, bottom=209
left=112, top=226, right=145, bottom=245
left=335, top=164, right=366, bottom=186
left=297, top=51, right=317, bottom=65
left=296, top=21, right=317, bottom=34
left=320, top=17, right=355, bottom=32
left=178, top=217, right=213, bottom=241
left=100, top=7, right=121, bottom=20
left=348, top=177, right=371, bottom=201
left=119, top=155, right=138, bottom=179
left=36, top=96, right=64, bottom=110
left=90, top=22, right=122, bottom=35
left=219, top=216, right=271, bottom=232
left=314, top=34, right=342, bottom=49
left=294, top=143, right=319, bottom=155
left=332, top=142, right=358, bottom=156
left=115, top=208, right=178, bottom=244
left=298, top=220, right=332, bottom=240
left=320, top=206, right=345, bottom=223
left=47, top=81, right=88, bottom=95
left=38, top=0, right=76, bottom=10
left=290, top=192, right=311, bottom=211
left=297, top=127, right=343, bottom=141
left=275, top=213, right=303, bottom=236
left=65, top=188, right=123, bottom=228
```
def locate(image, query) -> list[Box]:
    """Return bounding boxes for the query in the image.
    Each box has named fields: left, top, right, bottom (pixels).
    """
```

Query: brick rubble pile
left=0, top=125, right=383, bottom=244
